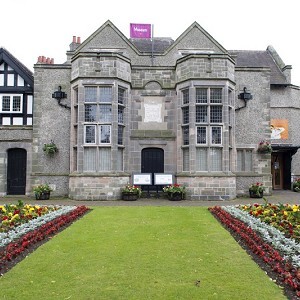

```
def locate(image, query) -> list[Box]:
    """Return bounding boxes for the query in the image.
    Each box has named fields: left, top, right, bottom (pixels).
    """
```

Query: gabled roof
left=73, top=20, right=141, bottom=55
left=131, top=22, right=228, bottom=55
left=229, top=48, right=288, bottom=85
left=0, top=47, right=33, bottom=87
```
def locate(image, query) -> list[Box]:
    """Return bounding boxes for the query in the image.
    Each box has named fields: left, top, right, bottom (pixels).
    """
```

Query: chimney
left=36, top=56, right=55, bottom=64
left=70, top=36, right=81, bottom=51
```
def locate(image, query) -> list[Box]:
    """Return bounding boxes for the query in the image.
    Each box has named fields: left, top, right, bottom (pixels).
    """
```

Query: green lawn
left=0, top=207, right=286, bottom=300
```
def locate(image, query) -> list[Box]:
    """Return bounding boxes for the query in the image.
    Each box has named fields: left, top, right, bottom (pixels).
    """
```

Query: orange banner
left=271, top=119, right=288, bottom=139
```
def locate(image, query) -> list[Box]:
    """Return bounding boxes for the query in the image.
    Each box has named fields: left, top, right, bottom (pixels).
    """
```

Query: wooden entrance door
left=272, top=153, right=283, bottom=189
left=141, top=148, right=164, bottom=190
left=7, top=148, right=27, bottom=195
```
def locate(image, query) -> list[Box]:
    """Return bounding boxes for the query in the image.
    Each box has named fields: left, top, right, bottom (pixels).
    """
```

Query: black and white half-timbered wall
left=0, top=48, right=33, bottom=195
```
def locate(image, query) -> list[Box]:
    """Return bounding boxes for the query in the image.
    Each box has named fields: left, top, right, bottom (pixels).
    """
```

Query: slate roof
left=229, top=50, right=288, bottom=85
left=130, top=38, right=287, bottom=85
left=130, top=38, right=174, bottom=53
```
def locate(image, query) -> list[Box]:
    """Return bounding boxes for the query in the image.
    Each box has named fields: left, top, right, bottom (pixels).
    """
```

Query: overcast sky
left=2, top=0, right=300, bottom=85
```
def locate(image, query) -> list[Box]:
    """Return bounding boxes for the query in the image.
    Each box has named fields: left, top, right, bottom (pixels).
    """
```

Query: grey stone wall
left=235, top=67, right=272, bottom=195
left=32, top=64, right=71, bottom=196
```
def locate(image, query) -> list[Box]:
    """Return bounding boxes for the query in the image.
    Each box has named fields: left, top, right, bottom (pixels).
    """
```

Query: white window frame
left=0, top=94, right=23, bottom=113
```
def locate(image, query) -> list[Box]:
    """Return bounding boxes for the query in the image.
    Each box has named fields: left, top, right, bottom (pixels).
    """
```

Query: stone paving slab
left=0, top=190, right=299, bottom=207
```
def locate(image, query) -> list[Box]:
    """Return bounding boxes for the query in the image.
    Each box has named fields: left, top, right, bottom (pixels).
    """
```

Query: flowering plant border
left=209, top=205, right=300, bottom=298
left=0, top=205, right=89, bottom=274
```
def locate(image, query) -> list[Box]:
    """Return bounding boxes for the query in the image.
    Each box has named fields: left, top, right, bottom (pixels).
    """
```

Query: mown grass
left=0, top=207, right=286, bottom=299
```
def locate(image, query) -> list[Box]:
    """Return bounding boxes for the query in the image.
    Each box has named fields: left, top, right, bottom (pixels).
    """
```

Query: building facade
left=2, top=21, right=300, bottom=200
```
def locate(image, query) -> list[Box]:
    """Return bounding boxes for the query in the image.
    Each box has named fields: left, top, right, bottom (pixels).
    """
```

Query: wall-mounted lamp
left=238, top=87, right=253, bottom=101
left=52, top=86, right=70, bottom=109
left=52, top=86, right=67, bottom=100
left=235, top=87, right=253, bottom=111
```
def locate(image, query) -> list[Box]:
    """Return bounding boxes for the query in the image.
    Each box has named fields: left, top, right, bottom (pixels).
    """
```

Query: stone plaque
left=144, top=103, right=162, bottom=123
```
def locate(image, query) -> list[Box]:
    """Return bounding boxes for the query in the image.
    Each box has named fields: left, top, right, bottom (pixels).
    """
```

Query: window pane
left=12, top=96, right=21, bottom=112
left=182, top=148, right=189, bottom=171
left=237, top=150, right=243, bottom=172
left=182, top=89, right=189, bottom=104
left=196, top=88, right=208, bottom=103
left=196, top=148, right=208, bottom=171
left=210, top=88, right=222, bottom=103
left=182, top=107, right=189, bottom=124
left=210, top=148, right=222, bottom=171
left=100, top=125, right=111, bottom=143
left=197, top=127, right=207, bottom=144
left=118, top=87, right=126, bottom=104
left=211, top=127, right=222, bottom=144
left=85, top=104, right=97, bottom=122
left=210, top=106, right=222, bottom=123
left=85, top=125, right=96, bottom=144
left=118, top=125, right=123, bottom=145
left=245, top=150, right=252, bottom=172
left=84, top=148, right=96, bottom=171
left=2, top=96, right=10, bottom=111
left=99, top=105, right=112, bottom=122
left=85, top=87, right=97, bottom=102
left=99, top=87, right=112, bottom=103
left=196, top=106, right=207, bottom=122
left=182, top=126, right=189, bottom=145
left=118, top=106, right=124, bottom=123
left=99, top=148, right=111, bottom=171
left=117, top=148, right=123, bottom=171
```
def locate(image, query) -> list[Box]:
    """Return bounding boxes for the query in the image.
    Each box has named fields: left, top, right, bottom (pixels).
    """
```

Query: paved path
left=0, top=190, right=299, bottom=207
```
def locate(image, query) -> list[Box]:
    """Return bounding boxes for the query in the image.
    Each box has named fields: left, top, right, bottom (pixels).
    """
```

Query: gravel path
left=0, top=190, right=299, bottom=206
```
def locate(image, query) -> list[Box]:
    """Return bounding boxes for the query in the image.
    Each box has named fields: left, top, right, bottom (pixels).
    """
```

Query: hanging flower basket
left=43, top=140, right=58, bottom=155
left=257, top=140, right=272, bottom=153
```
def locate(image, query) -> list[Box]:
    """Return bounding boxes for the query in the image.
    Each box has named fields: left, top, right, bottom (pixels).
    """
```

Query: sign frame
left=132, top=173, right=152, bottom=185
left=154, top=173, right=174, bottom=185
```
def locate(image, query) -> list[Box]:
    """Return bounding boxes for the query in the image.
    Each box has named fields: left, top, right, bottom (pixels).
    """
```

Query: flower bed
left=209, top=204, right=300, bottom=299
left=0, top=202, right=89, bottom=274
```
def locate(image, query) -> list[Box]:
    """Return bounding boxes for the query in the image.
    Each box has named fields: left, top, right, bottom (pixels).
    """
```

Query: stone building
left=2, top=20, right=300, bottom=200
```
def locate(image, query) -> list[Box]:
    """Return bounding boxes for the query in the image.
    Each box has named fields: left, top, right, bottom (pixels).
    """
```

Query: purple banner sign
left=130, top=23, right=151, bottom=39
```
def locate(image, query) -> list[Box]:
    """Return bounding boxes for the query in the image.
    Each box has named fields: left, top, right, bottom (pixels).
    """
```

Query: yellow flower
left=283, top=211, right=288, bottom=216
